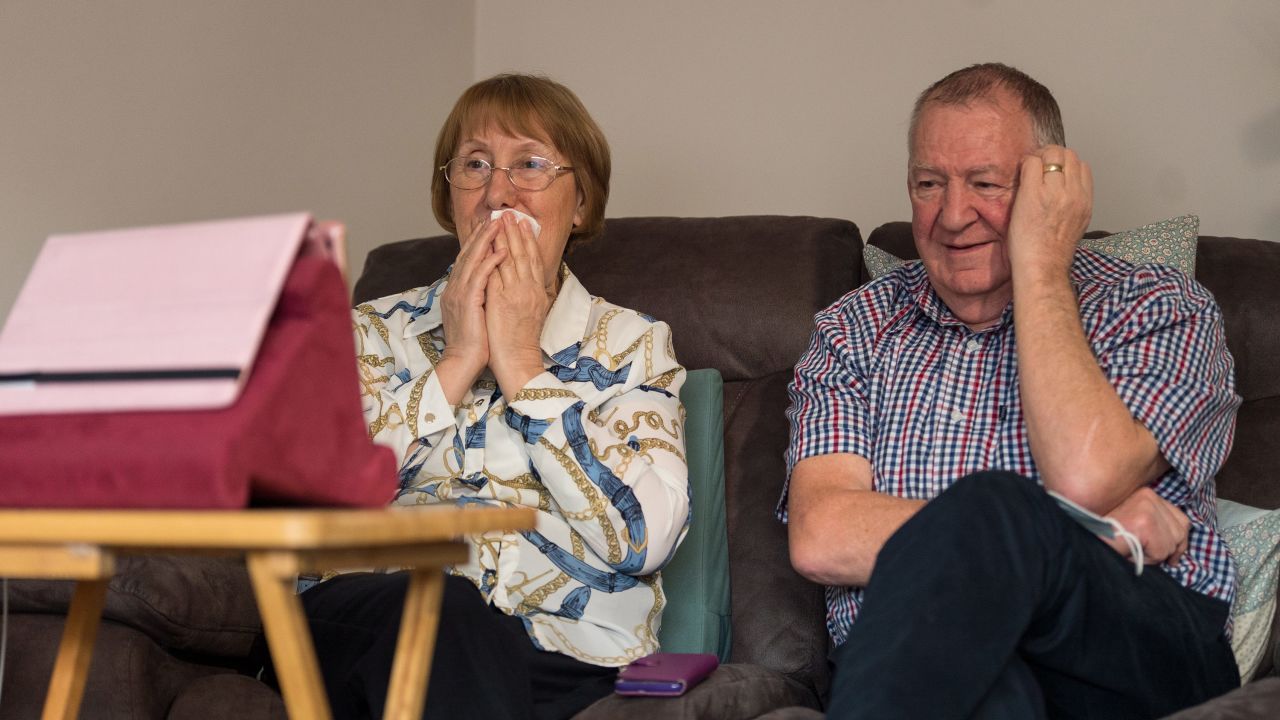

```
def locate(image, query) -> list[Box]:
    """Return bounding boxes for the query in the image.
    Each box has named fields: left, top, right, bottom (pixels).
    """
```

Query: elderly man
left=781, top=63, right=1240, bottom=718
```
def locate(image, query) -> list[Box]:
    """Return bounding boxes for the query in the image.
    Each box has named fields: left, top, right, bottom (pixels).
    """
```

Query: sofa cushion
left=1084, top=214, right=1199, bottom=275
left=0, top=614, right=231, bottom=720
left=754, top=709, right=825, bottom=720
left=722, top=370, right=830, bottom=693
left=572, top=663, right=820, bottom=720
left=658, top=368, right=732, bottom=661
left=862, top=214, right=1199, bottom=280
left=1194, top=238, right=1280, bottom=509
left=167, top=674, right=286, bottom=720
left=862, top=243, right=904, bottom=281
left=8, top=555, right=261, bottom=657
left=1218, top=500, right=1280, bottom=681
left=1162, top=676, right=1280, bottom=719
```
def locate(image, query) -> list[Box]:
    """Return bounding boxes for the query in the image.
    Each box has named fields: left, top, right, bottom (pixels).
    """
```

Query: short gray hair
left=908, top=62, right=1065, bottom=153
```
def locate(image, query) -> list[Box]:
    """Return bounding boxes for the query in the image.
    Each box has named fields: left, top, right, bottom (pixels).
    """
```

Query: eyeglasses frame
left=439, top=156, right=575, bottom=192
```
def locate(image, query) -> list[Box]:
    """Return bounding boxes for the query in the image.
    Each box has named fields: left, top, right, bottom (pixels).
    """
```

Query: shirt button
left=951, top=410, right=965, bottom=425
left=965, top=339, right=980, bottom=353
left=474, top=399, right=485, bottom=407
left=423, top=413, right=435, bottom=423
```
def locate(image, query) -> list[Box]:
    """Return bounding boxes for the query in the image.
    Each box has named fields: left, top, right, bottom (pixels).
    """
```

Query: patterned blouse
left=353, top=266, right=689, bottom=666
left=780, top=249, right=1240, bottom=646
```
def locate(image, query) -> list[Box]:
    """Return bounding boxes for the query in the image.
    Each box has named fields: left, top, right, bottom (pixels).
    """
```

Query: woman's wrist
left=490, top=347, right=544, bottom=399
left=434, top=353, right=487, bottom=406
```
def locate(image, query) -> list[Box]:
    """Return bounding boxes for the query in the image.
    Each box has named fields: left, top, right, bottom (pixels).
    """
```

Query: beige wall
left=4, top=1, right=1278, bottom=323
left=476, top=0, right=1280, bottom=244
left=0, top=1, right=471, bottom=319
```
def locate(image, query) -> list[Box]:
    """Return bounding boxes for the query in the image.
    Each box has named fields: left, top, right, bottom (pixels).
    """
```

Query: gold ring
left=1043, top=163, right=1064, bottom=174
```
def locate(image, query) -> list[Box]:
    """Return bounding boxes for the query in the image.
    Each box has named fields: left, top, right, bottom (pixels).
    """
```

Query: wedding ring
left=1043, top=163, right=1064, bottom=174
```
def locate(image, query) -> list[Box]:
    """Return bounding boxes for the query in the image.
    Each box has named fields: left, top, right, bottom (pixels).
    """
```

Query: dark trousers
left=826, top=471, right=1239, bottom=720
left=260, top=572, right=617, bottom=720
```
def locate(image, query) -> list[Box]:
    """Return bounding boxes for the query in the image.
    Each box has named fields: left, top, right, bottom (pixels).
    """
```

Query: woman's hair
left=432, top=73, right=611, bottom=249
left=908, top=62, right=1065, bottom=151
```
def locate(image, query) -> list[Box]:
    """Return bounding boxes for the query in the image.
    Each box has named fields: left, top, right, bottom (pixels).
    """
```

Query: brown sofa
left=3, top=216, right=1277, bottom=719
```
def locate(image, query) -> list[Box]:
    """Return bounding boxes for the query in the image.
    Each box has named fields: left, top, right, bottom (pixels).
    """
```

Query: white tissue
left=490, top=209, right=541, bottom=238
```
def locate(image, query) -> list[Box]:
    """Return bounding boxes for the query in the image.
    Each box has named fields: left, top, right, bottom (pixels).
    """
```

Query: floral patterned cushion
left=863, top=214, right=1200, bottom=279
left=1218, top=499, right=1280, bottom=682
left=1082, top=213, right=1199, bottom=275
left=863, top=243, right=907, bottom=280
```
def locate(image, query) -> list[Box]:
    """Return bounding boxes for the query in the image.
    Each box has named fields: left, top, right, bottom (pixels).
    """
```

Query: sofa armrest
left=572, top=664, right=820, bottom=720
left=1162, top=677, right=1280, bottom=719
left=8, top=554, right=260, bottom=657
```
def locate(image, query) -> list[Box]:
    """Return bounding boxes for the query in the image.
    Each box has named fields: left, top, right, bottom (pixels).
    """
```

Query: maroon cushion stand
left=0, top=256, right=397, bottom=508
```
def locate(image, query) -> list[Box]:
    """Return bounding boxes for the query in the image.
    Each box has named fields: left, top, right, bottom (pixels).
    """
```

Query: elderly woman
left=315, top=74, right=690, bottom=719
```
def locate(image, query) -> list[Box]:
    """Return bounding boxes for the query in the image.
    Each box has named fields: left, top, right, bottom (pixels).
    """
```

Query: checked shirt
left=780, top=249, right=1240, bottom=647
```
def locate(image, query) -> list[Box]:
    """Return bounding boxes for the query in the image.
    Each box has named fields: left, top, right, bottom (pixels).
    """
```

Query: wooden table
left=0, top=505, right=536, bottom=720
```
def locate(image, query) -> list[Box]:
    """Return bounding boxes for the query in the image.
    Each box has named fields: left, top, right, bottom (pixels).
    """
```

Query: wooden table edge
left=0, top=505, right=537, bottom=549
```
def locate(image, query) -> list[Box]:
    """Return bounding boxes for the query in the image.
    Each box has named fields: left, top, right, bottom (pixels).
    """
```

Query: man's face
left=908, top=89, right=1037, bottom=325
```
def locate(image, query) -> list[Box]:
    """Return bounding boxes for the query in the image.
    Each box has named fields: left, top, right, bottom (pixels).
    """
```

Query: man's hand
left=1007, top=145, right=1093, bottom=281
left=1009, top=144, right=1167, bottom=510
left=485, top=213, right=553, bottom=398
left=1102, top=486, right=1190, bottom=565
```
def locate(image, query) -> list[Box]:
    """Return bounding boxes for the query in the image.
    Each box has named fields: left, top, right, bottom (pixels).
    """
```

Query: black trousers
left=826, top=471, right=1239, bottom=720
left=259, top=572, right=617, bottom=720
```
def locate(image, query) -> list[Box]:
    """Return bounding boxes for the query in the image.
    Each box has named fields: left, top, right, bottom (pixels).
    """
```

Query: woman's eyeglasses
left=440, top=156, right=573, bottom=191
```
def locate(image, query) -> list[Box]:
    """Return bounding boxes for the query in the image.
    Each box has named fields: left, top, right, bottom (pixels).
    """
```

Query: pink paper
left=0, top=212, right=316, bottom=414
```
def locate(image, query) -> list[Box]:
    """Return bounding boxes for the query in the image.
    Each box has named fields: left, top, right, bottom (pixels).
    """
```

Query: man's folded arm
left=787, top=453, right=926, bottom=587
left=1014, top=265, right=1171, bottom=513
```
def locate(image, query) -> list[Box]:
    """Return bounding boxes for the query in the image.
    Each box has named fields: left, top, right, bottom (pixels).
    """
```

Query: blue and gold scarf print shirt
left=354, top=266, right=690, bottom=666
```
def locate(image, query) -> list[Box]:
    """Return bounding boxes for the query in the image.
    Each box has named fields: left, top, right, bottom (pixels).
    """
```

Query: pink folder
left=0, top=212, right=345, bottom=415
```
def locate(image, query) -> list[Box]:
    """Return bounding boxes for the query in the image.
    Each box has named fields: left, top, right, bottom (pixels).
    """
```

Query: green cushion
left=658, top=368, right=732, bottom=662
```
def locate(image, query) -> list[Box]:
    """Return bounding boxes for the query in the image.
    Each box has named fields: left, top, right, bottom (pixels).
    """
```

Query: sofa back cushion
left=355, top=216, right=861, bottom=382
left=9, top=555, right=260, bottom=656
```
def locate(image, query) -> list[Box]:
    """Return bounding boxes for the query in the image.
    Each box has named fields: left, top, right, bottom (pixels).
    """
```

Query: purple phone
left=614, top=652, right=719, bottom=697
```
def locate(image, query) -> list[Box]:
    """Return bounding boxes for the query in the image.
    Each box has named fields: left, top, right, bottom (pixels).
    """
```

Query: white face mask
left=490, top=209, right=541, bottom=238
left=1049, top=491, right=1145, bottom=575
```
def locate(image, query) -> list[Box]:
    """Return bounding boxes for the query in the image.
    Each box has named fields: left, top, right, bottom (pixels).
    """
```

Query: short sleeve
left=1091, top=267, right=1241, bottom=492
left=779, top=301, right=874, bottom=521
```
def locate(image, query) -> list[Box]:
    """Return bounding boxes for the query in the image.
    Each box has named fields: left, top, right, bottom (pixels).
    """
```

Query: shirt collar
left=903, top=261, right=1013, bottom=333
left=540, top=264, right=592, bottom=359
left=401, top=275, right=447, bottom=338
left=401, top=264, right=591, bottom=359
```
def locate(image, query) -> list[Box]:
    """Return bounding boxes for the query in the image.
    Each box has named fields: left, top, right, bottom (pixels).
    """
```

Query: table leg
left=383, top=568, right=445, bottom=720
left=246, top=552, right=332, bottom=720
left=41, top=579, right=108, bottom=720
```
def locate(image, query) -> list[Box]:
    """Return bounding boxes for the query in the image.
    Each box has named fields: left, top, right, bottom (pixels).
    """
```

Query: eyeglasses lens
left=444, top=157, right=558, bottom=191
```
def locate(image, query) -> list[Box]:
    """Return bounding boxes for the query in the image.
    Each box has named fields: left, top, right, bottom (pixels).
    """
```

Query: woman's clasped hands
left=437, top=211, right=555, bottom=403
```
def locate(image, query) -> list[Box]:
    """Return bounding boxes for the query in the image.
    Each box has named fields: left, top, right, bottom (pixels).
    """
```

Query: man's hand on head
left=1007, top=145, right=1094, bottom=282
